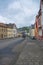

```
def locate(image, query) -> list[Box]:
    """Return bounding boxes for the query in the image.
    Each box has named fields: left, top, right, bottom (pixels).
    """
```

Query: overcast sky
left=0, top=0, right=40, bottom=28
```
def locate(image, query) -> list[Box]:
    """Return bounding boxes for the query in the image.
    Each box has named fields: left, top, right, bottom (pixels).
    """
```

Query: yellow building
left=6, top=27, right=14, bottom=38
left=0, top=23, right=17, bottom=39
left=6, top=24, right=17, bottom=38
left=0, top=23, right=7, bottom=39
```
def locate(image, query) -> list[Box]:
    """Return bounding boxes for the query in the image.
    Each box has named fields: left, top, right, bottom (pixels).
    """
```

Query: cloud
left=0, top=16, right=8, bottom=23
left=0, top=0, right=40, bottom=27
left=8, top=0, right=39, bottom=15
left=8, top=1, right=21, bottom=10
left=0, top=15, right=13, bottom=24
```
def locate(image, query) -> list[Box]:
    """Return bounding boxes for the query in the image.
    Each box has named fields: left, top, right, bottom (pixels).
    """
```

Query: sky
left=0, top=0, right=40, bottom=28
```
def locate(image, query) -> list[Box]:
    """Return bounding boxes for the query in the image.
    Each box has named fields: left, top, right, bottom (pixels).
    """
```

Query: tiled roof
left=6, top=23, right=16, bottom=28
left=0, top=23, right=7, bottom=27
left=0, top=23, right=17, bottom=29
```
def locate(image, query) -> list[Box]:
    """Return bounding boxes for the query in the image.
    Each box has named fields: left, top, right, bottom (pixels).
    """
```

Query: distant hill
left=18, top=27, right=29, bottom=33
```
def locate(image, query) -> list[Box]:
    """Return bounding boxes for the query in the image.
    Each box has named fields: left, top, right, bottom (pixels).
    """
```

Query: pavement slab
left=15, top=41, right=43, bottom=65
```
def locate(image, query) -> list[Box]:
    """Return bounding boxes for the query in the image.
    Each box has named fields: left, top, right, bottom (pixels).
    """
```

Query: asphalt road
left=0, top=38, right=27, bottom=65
left=0, top=38, right=24, bottom=49
left=0, top=37, right=43, bottom=65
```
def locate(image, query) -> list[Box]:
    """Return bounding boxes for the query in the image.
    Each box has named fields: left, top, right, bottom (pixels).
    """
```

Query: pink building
left=40, top=0, right=43, bottom=38
left=35, top=0, right=43, bottom=40
left=35, top=14, right=42, bottom=40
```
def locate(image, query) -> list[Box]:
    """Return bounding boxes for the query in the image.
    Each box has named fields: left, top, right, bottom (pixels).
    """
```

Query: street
left=0, top=37, right=43, bottom=65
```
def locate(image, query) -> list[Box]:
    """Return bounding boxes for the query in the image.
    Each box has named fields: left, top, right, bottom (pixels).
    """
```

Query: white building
left=29, top=25, right=35, bottom=39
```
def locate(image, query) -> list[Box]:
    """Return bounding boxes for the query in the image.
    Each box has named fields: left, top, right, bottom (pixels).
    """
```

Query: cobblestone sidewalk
left=15, top=42, right=43, bottom=65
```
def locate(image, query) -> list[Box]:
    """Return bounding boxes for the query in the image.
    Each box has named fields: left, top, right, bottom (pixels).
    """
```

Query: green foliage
left=18, top=27, right=29, bottom=33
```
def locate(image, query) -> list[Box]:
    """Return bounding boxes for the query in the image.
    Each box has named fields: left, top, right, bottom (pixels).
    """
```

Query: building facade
left=0, top=23, right=17, bottom=39
left=40, top=0, right=43, bottom=37
left=35, top=15, right=38, bottom=38
left=35, top=0, right=43, bottom=40
left=35, top=13, right=42, bottom=39
left=6, top=27, right=14, bottom=38
left=29, top=25, right=35, bottom=39
left=6, top=23, right=17, bottom=38
left=0, top=23, right=7, bottom=39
